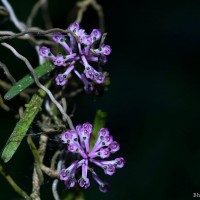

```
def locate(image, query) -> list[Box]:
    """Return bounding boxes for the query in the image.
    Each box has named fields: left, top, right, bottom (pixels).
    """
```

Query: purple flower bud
left=91, top=170, right=111, bottom=193
left=60, top=160, right=79, bottom=181
left=82, top=35, right=92, bottom=46
left=90, top=159, right=116, bottom=175
left=68, top=143, right=87, bottom=159
left=95, top=44, right=112, bottom=56
left=98, top=128, right=110, bottom=137
left=100, top=157, right=125, bottom=169
left=94, top=72, right=105, bottom=84
left=79, top=160, right=90, bottom=189
left=65, top=176, right=76, bottom=189
left=89, top=147, right=110, bottom=159
left=55, top=74, right=68, bottom=86
left=84, top=82, right=94, bottom=94
left=99, top=148, right=110, bottom=159
left=77, top=29, right=87, bottom=41
left=68, top=34, right=76, bottom=50
left=90, top=29, right=101, bottom=42
left=101, top=55, right=108, bottom=64
left=81, top=56, right=101, bottom=81
left=52, top=32, right=72, bottom=53
left=86, top=55, right=99, bottom=62
left=109, top=141, right=120, bottom=153
left=82, top=123, right=93, bottom=134
left=89, top=128, right=111, bottom=154
left=53, top=54, right=66, bottom=66
left=104, top=164, right=116, bottom=176
left=60, top=169, right=69, bottom=181
left=84, top=66, right=95, bottom=80
left=99, top=182, right=111, bottom=193
left=101, top=44, right=112, bottom=55
left=39, top=46, right=55, bottom=59
left=78, top=177, right=90, bottom=189
left=74, top=70, right=95, bottom=94
left=52, top=32, right=65, bottom=43
left=78, top=52, right=106, bottom=85
left=61, top=130, right=78, bottom=144
left=68, top=143, right=77, bottom=152
left=76, top=123, right=92, bottom=153
left=101, top=135, right=113, bottom=147
left=82, top=35, right=92, bottom=55
left=87, top=55, right=108, bottom=64
left=55, top=65, right=75, bottom=86
left=115, top=157, right=125, bottom=168
left=39, top=46, right=50, bottom=57
left=68, top=22, right=80, bottom=33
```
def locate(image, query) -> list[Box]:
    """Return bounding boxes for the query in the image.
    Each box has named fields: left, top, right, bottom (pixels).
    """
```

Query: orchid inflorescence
left=60, top=123, right=125, bottom=192
left=39, top=22, right=112, bottom=93
left=39, top=23, right=124, bottom=193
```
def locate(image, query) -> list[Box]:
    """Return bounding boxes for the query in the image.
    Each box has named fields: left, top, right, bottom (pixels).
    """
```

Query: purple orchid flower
left=60, top=123, right=125, bottom=192
left=39, top=22, right=112, bottom=92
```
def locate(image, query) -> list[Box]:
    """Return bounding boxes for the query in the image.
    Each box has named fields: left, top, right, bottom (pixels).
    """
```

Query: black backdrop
left=1, top=0, right=200, bottom=199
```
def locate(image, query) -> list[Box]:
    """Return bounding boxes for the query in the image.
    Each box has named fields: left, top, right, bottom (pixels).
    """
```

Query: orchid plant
left=0, top=0, right=125, bottom=199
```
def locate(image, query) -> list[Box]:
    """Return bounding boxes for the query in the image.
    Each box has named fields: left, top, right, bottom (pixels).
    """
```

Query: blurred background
left=1, top=0, right=200, bottom=199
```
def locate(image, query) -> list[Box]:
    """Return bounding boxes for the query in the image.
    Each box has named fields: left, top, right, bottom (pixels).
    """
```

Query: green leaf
left=1, top=82, right=51, bottom=163
left=4, top=62, right=55, bottom=100
left=90, top=109, right=107, bottom=149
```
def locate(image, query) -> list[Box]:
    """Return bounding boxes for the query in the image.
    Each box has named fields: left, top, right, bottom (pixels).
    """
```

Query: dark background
left=1, top=0, right=200, bottom=199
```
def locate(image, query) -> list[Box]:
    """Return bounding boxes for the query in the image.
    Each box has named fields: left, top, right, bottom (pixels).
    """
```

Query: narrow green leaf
left=90, top=109, right=107, bottom=149
left=1, top=82, right=51, bottom=163
left=4, top=62, right=55, bottom=100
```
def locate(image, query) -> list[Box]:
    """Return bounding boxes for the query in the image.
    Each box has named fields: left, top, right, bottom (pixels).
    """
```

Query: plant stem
left=0, top=164, right=31, bottom=200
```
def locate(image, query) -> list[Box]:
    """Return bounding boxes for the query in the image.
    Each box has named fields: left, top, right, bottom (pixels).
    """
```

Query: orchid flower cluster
left=39, top=22, right=112, bottom=93
left=60, top=123, right=125, bottom=192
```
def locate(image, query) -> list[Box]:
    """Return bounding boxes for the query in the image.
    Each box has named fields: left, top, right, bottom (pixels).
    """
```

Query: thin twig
left=75, top=0, right=91, bottom=24
left=52, top=160, right=62, bottom=200
left=27, top=136, right=43, bottom=200
left=45, top=99, right=62, bottom=125
left=0, top=61, right=16, bottom=84
left=67, top=88, right=83, bottom=98
left=27, top=135, right=44, bottom=184
left=31, top=168, right=41, bottom=200
left=27, top=0, right=52, bottom=29
left=50, top=150, right=61, bottom=170
left=41, top=0, right=53, bottom=29
left=27, top=0, right=46, bottom=27
left=0, top=32, right=50, bottom=46
left=91, top=0, right=105, bottom=32
left=1, top=0, right=50, bottom=65
left=61, top=97, right=67, bottom=113
left=41, top=164, right=59, bottom=178
left=38, top=134, right=48, bottom=162
left=0, top=28, right=76, bottom=42
left=1, top=42, right=75, bottom=130
left=70, top=103, right=77, bottom=118
left=0, top=95, right=11, bottom=111
left=0, top=31, right=55, bottom=45
left=0, top=164, right=31, bottom=200
left=27, top=135, right=47, bottom=200
left=18, top=106, right=24, bottom=117
left=0, top=6, right=8, bottom=16
left=1, top=0, right=26, bottom=31
left=74, top=0, right=105, bottom=32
